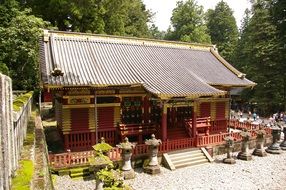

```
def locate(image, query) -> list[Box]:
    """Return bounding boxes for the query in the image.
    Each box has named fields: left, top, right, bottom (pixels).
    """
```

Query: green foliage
left=271, top=0, right=286, bottom=111
left=233, top=0, right=285, bottom=114
left=149, top=24, right=166, bottom=40
left=0, top=62, right=9, bottom=75
left=166, top=0, right=211, bottom=43
left=25, top=0, right=151, bottom=37
left=12, top=160, right=34, bottom=190
left=0, top=0, right=49, bottom=90
left=206, top=1, right=239, bottom=62
left=89, top=153, right=113, bottom=167
left=96, top=167, right=124, bottom=189
left=93, top=142, right=113, bottom=155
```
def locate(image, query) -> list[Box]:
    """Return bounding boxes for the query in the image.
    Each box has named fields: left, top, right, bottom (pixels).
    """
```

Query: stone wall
left=0, top=74, right=33, bottom=190
left=0, top=74, right=13, bottom=190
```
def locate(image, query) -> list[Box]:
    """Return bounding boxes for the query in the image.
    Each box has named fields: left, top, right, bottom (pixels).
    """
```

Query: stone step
left=175, top=160, right=209, bottom=169
left=175, top=159, right=209, bottom=169
left=70, top=172, right=89, bottom=178
left=169, top=152, right=204, bottom=161
left=163, top=148, right=212, bottom=170
left=69, top=167, right=91, bottom=178
left=172, top=155, right=207, bottom=165
left=168, top=149, right=202, bottom=157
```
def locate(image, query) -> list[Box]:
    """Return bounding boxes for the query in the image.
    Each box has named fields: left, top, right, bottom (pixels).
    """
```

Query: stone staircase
left=68, top=167, right=93, bottom=180
left=162, top=148, right=213, bottom=170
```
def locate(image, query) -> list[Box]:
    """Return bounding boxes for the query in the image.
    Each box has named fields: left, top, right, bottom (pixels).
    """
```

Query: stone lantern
left=237, top=129, right=252, bottom=161
left=266, top=126, right=282, bottom=154
left=144, top=134, right=162, bottom=174
left=252, top=127, right=267, bottom=157
left=280, top=126, right=286, bottom=150
left=223, top=136, right=236, bottom=164
left=116, top=137, right=136, bottom=179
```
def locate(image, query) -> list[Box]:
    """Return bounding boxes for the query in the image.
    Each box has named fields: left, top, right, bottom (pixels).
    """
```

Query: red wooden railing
left=228, top=119, right=262, bottom=131
left=63, top=128, right=117, bottom=151
left=160, top=138, right=196, bottom=153
left=64, top=130, right=94, bottom=151
left=210, top=119, right=228, bottom=133
left=98, top=128, right=116, bottom=145
left=50, top=126, right=273, bottom=169
left=185, top=117, right=211, bottom=136
left=118, top=123, right=157, bottom=138
left=49, top=150, right=94, bottom=168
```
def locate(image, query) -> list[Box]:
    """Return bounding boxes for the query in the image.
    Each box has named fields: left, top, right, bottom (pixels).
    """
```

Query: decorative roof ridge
left=43, top=29, right=214, bottom=51
left=210, top=47, right=247, bottom=79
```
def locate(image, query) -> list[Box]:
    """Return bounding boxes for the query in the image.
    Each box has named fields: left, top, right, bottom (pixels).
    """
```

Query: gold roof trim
left=43, top=29, right=213, bottom=51
left=210, top=48, right=246, bottom=79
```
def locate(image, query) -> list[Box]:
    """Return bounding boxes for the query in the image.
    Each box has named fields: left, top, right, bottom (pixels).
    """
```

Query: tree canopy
left=24, top=0, right=151, bottom=37
left=233, top=0, right=285, bottom=114
left=0, top=0, right=48, bottom=89
left=206, top=1, right=238, bottom=62
left=166, top=0, right=211, bottom=43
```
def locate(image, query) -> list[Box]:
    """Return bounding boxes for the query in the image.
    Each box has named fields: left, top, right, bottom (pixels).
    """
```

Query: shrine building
left=40, top=30, right=255, bottom=151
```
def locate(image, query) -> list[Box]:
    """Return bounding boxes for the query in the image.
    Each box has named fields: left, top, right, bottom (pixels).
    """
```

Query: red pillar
left=91, top=132, right=96, bottom=145
left=192, top=106, right=197, bottom=138
left=144, top=96, right=149, bottom=123
left=64, top=134, right=69, bottom=150
left=161, top=103, right=167, bottom=141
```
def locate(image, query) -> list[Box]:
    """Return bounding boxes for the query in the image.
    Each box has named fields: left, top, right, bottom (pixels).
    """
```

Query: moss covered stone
left=92, top=137, right=113, bottom=155
left=13, top=91, right=33, bottom=111
left=12, top=160, right=34, bottom=190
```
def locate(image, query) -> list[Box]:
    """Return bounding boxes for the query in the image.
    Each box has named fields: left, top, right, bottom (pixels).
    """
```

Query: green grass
left=12, top=160, right=34, bottom=190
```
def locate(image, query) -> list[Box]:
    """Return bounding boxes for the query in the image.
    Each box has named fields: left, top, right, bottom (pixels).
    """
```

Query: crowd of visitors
left=230, top=109, right=286, bottom=127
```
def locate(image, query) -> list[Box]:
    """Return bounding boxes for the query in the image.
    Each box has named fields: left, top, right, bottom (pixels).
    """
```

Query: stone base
left=252, top=148, right=267, bottom=157
left=122, top=169, right=136, bottom=180
left=281, top=146, right=286, bottom=151
left=223, top=157, right=236, bottom=164
left=280, top=142, right=286, bottom=150
left=237, top=152, right=252, bottom=161
left=265, top=148, right=282, bottom=154
left=143, top=165, right=161, bottom=175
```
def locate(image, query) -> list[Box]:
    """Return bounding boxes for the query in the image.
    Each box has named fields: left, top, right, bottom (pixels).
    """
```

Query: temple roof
left=40, top=30, right=255, bottom=99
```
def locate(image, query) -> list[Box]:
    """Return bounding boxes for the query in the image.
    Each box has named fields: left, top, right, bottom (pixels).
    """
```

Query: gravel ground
left=54, top=149, right=286, bottom=190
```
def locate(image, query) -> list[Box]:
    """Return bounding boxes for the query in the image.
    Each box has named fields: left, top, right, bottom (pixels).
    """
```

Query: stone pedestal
left=143, top=165, right=161, bottom=175
left=223, top=157, right=236, bottom=164
left=237, top=130, right=252, bottom=161
left=144, top=134, right=162, bottom=174
left=280, top=127, right=286, bottom=150
left=122, top=153, right=132, bottom=171
left=117, top=137, right=136, bottom=179
left=95, top=179, right=104, bottom=190
left=122, top=169, right=136, bottom=180
left=223, top=136, right=236, bottom=164
left=253, top=129, right=267, bottom=157
left=266, top=127, right=282, bottom=154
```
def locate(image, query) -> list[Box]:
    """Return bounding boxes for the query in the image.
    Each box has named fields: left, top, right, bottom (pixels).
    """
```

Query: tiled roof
left=40, top=30, right=255, bottom=98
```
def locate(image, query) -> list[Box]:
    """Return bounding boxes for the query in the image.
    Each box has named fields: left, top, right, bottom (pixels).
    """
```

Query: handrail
left=228, top=119, right=264, bottom=131
left=118, top=123, right=157, bottom=136
left=185, top=117, right=211, bottom=136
